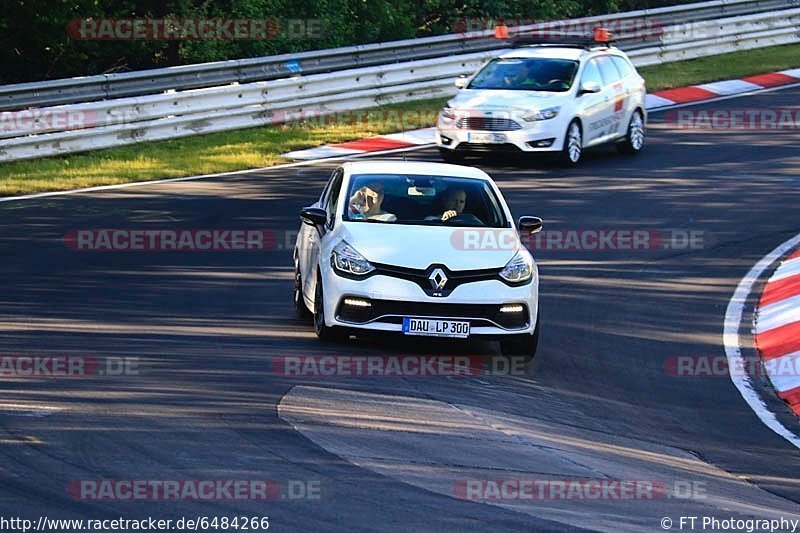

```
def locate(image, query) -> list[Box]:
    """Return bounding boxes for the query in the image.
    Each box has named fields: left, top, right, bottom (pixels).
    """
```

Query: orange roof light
left=494, top=25, right=509, bottom=39
left=594, top=26, right=612, bottom=43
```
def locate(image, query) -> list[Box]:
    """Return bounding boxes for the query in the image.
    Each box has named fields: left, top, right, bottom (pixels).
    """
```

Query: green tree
left=0, top=0, right=688, bottom=85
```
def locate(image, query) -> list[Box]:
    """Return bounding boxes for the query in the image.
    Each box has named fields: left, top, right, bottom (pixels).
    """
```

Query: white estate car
left=436, top=37, right=646, bottom=164
left=293, top=160, right=542, bottom=358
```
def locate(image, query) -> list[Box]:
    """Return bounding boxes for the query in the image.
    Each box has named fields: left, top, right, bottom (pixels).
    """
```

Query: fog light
left=499, top=304, right=525, bottom=313
left=344, top=298, right=371, bottom=308
left=527, top=138, right=555, bottom=148
left=440, top=136, right=453, bottom=146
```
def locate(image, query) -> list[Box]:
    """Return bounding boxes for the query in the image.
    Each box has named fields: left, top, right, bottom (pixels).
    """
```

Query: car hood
left=448, top=89, right=564, bottom=114
left=340, top=222, right=520, bottom=270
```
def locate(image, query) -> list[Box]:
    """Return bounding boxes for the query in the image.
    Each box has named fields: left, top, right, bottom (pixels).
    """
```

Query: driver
left=349, top=181, right=397, bottom=222
left=439, top=189, right=467, bottom=221
left=499, top=62, right=531, bottom=88
left=511, top=61, right=539, bottom=87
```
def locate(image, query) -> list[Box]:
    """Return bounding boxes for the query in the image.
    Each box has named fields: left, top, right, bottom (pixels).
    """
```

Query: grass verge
left=1, top=42, right=799, bottom=196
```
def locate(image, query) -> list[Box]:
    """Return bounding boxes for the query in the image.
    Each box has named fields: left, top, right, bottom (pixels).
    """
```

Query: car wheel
left=617, top=110, right=645, bottom=154
left=439, top=148, right=465, bottom=164
left=561, top=120, right=582, bottom=165
left=293, top=259, right=311, bottom=320
left=500, top=311, right=540, bottom=361
left=313, top=271, right=348, bottom=342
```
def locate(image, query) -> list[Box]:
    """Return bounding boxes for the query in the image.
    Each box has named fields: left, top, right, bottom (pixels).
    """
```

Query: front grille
left=456, top=117, right=522, bottom=131
left=455, top=143, right=523, bottom=153
left=336, top=298, right=529, bottom=330
left=372, top=262, right=501, bottom=297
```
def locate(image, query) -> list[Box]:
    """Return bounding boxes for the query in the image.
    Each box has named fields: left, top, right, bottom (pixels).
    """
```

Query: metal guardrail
left=0, top=0, right=796, bottom=111
left=1, top=4, right=799, bottom=162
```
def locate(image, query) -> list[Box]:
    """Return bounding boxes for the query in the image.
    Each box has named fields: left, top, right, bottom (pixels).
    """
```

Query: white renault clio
left=293, top=161, right=542, bottom=358
left=436, top=33, right=646, bottom=164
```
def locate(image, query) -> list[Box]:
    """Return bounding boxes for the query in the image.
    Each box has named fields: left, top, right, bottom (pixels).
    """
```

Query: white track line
left=723, top=233, right=800, bottom=450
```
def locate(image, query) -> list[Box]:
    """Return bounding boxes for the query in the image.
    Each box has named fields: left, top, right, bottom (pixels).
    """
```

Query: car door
left=611, top=55, right=645, bottom=137
left=593, top=55, right=627, bottom=143
left=577, top=57, right=614, bottom=146
left=303, top=167, right=344, bottom=300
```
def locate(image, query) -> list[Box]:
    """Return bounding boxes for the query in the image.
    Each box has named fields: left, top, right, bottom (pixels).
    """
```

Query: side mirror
left=300, top=206, right=328, bottom=231
left=578, top=81, right=602, bottom=95
left=518, top=216, right=543, bottom=234
left=454, top=75, right=469, bottom=89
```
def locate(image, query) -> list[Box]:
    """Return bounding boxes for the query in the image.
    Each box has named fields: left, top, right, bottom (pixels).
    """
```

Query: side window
left=319, top=168, right=338, bottom=205
left=611, top=56, right=634, bottom=79
left=325, top=169, right=344, bottom=226
left=596, top=56, right=622, bottom=86
left=581, top=59, right=603, bottom=87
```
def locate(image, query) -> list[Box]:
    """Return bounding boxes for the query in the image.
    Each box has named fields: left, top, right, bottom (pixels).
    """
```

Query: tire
left=617, top=110, right=645, bottom=154
left=293, top=258, right=311, bottom=320
left=561, top=120, right=583, bottom=165
left=500, top=310, right=541, bottom=361
left=313, top=271, right=349, bottom=342
left=439, top=148, right=465, bottom=164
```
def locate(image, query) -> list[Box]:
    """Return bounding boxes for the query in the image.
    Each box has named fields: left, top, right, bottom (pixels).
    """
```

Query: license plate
left=402, top=317, right=470, bottom=338
left=467, top=132, right=506, bottom=143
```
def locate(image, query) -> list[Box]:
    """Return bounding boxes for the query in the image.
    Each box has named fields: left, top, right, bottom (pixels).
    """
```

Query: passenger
left=349, top=181, right=397, bottom=222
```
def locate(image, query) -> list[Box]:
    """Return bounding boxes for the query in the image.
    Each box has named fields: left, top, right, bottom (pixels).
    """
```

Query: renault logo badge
left=429, top=268, right=448, bottom=290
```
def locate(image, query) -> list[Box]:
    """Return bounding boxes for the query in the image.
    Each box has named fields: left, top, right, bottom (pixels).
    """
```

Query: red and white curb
left=283, top=128, right=436, bottom=160
left=724, top=232, right=800, bottom=450
left=755, top=246, right=800, bottom=415
left=645, top=68, right=800, bottom=108
left=284, top=67, right=800, bottom=161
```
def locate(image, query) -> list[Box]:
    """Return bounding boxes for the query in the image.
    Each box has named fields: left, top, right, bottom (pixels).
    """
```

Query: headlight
left=440, top=107, right=456, bottom=120
left=499, top=250, right=534, bottom=284
left=331, top=240, right=375, bottom=276
left=523, top=106, right=560, bottom=122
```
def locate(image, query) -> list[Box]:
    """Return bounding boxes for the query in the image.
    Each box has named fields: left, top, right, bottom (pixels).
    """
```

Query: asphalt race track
left=1, top=87, right=800, bottom=531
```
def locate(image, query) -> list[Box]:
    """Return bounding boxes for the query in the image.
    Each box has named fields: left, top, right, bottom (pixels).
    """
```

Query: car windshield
left=468, top=57, right=579, bottom=92
left=343, top=174, right=509, bottom=227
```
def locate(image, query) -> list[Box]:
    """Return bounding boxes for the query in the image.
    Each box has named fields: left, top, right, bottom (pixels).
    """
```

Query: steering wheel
left=519, top=80, right=546, bottom=90
left=548, top=79, right=569, bottom=90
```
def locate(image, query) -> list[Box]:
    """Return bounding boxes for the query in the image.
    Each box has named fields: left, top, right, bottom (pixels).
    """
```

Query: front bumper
left=436, top=116, right=568, bottom=153
left=322, top=267, right=539, bottom=337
